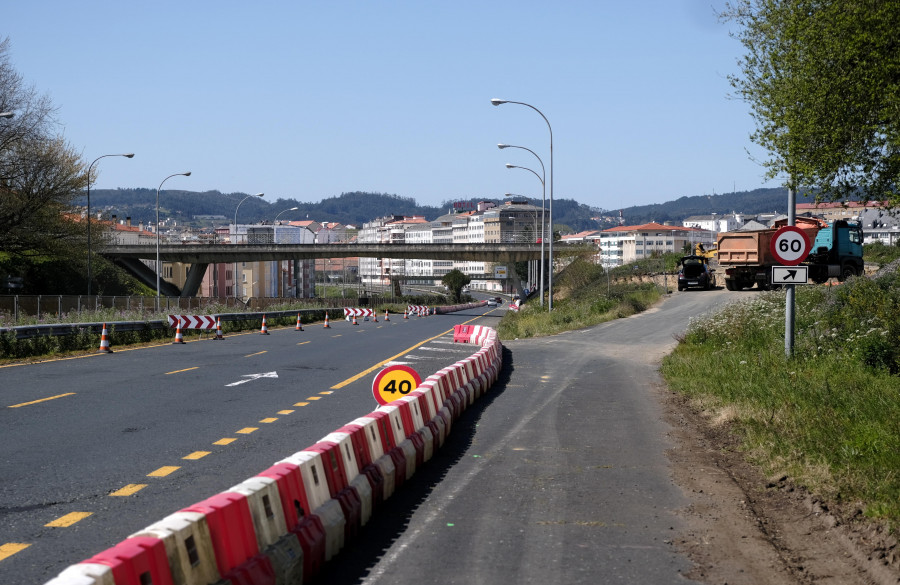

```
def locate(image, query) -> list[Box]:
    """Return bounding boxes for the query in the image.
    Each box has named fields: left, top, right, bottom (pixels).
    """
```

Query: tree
left=724, top=1, right=900, bottom=205
left=441, top=269, right=471, bottom=302
left=0, top=37, right=89, bottom=261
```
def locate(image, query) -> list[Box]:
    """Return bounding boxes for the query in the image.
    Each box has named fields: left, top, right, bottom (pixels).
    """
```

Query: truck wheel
left=725, top=280, right=735, bottom=291
left=839, top=265, right=856, bottom=282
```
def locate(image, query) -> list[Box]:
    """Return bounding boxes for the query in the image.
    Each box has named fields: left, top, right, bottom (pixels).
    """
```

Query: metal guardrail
left=0, top=309, right=332, bottom=341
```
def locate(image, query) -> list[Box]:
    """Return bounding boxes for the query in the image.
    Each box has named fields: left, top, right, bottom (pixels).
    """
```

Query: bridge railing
left=107, top=229, right=544, bottom=246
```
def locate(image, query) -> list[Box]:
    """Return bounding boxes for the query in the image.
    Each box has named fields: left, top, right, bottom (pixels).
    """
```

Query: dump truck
left=716, top=217, right=864, bottom=290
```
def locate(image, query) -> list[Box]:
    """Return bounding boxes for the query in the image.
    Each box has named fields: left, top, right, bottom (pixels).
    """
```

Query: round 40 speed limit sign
left=770, top=225, right=812, bottom=266
left=372, top=365, right=422, bottom=405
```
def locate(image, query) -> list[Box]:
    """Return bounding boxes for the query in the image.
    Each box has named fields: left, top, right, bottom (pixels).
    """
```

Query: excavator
left=694, top=242, right=717, bottom=260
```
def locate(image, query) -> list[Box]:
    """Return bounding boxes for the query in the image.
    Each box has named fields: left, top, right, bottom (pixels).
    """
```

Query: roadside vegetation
left=660, top=251, right=900, bottom=527
left=498, top=253, right=680, bottom=339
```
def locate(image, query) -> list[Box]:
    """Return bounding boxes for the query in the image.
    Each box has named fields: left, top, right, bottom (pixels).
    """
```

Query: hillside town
left=102, top=199, right=899, bottom=301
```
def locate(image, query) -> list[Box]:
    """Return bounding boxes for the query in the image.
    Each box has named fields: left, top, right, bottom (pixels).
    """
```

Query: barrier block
left=348, top=472, right=374, bottom=526
left=452, top=324, right=473, bottom=343
left=320, top=432, right=373, bottom=525
left=130, top=510, right=219, bottom=585
left=363, top=411, right=398, bottom=452
left=220, top=553, right=275, bottom=585
left=180, top=492, right=258, bottom=577
left=290, top=516, right=326, bottom=581
left=304, top=443, right=350, bottom=495
left=226, top=476, right=287, bottom=550
left=45, top=563, right=113, bottom=585
left=348, top=416, right=387, bottom=460
left=311, top=498, right=346, bottom=561
left=322, top=430, right=363, bottom=478
left=81, top=537, right=174, bottom=585
left=261, top=532, right=303, bottom=585
left=256, top=463, right=312, bottom=530
left=277, top=451, right=332, bottom=512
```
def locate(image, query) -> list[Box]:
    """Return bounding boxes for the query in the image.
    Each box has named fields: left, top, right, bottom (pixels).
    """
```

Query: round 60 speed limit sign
left=372, top=364, right=422, bottom=405
left=770, top=225, right=812, bottom=266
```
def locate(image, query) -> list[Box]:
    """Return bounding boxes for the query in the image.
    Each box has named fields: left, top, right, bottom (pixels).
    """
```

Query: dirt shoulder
left=660, top=386, right=899, bottom=585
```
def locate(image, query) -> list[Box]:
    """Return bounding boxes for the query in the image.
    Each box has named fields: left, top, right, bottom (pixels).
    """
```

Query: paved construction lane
left=321, top=290, right=734, bottom=584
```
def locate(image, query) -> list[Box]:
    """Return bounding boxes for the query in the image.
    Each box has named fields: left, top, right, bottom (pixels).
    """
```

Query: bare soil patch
left=661, top=387, right=900, bottom=585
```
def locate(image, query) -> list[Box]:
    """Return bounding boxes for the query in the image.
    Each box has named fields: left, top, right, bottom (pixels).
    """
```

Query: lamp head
left=255, top=192, right=263, bottom=197
left=497, top=143, right=509, bottom=149
left=490, top=99, right=507, bottom=106
left=124, top=153, right=135, bottom=158
left=0, top=112, right=13, bottom=119
left=183, top=172, right=192, bottom=177
left=505, top=163, right=515, bottom=169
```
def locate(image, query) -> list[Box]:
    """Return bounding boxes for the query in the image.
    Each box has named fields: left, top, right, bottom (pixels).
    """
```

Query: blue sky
left=4, top=1, right=779, bottom=212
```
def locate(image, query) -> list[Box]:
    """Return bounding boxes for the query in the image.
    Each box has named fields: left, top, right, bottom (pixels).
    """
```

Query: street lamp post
left=492, top=99, right=554, bottom=309
left=499, top=143, right=546, bottom=305
left=273, top=206, right=298, bottom=224
left=233, top=193, right=264, bottom=299
left=156, top=172, right=191, bottom=301
left=86, top=153, right=134, bottom=296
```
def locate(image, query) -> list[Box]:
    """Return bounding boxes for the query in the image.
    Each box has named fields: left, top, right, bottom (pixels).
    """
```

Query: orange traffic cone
left=172, top=321, right=186, bottom=344
left=97, top=323, right=113, bottom=353
left=384, top=309, right=390, bottom=321
left=372, top=311, right=378, bottom=323
left=403, top=309, right=408, bottom=319
left=323, top=313, right=331, bottom=328
left=352, top=314, right=358, bottom=325
left=214, top=316, right=225, bottom=340
left=296, top=313, right=304, bottom=331
left=260, top=314, right=269, bottom=335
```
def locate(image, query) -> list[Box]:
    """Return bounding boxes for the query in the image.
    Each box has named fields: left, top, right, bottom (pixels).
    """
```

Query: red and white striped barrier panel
left=343, top=308, right=375, bottom=318
left=45, top=326, right=504, bottom=585
left=406, top=305, right=430, bottom=316
left=167, top=315, right=217, bottom=330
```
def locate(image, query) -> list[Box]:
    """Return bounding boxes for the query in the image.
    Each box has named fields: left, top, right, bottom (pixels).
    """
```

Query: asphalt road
left=0, top=306, right=504, bottom=584
left=320, top=288, right=737, bottom=585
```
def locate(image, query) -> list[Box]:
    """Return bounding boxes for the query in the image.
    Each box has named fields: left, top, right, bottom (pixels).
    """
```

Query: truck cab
left=807, top=220, right=864, bottom=282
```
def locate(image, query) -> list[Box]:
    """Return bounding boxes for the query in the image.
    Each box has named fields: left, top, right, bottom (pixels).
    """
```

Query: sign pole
left=785, top=185, right=796, bottom=357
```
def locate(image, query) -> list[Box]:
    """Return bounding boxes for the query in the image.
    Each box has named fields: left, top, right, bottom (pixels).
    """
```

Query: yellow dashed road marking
left=110, top=484, right=147, bottom=497
left=259, top=418, right=278, bottom=423
left=183, top=451, right=211, bottom=460
left=236, top=427, right=258, bottom=434
left=306, top=396, right=321, bottom=401
left=295, top=402, right=309, bottom=407
left=0, top=543, right=30, bottom=561
left=320, top=391, right=333, bottom=395
left=46, top=512, right=92, bottom=527
left=277, top=410, right=294, bottom=415
left=166, top=367, right=199, bottom=375
left=244, top=351, right=267, bottom=357
left=8, top=393, right=75, bottom=408
left=147, top=466, right=180, bottom=477
left=297, top=341, right=310, bottom=346
left=214, top=438, right=237, bottom=445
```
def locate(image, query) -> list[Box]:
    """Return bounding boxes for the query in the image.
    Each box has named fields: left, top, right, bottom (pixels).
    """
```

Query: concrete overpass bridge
left=100, top=242, right=585, bottom=297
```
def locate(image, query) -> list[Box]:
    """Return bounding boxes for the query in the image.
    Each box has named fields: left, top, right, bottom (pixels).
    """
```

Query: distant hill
left=78, top=187, right=795, bottom=233
left=617, top=187, right=792, bottom=226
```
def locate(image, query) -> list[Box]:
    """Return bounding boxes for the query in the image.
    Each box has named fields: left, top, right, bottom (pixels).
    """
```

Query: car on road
left=487, top=299, right=498, bottom=307
left=677, top=255, right=716, bottom=291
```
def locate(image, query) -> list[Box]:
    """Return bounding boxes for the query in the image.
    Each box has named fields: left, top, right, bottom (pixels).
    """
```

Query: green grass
left=660, top=271, right=900, bottom=526
left=498, top=257, right=665, bottom=339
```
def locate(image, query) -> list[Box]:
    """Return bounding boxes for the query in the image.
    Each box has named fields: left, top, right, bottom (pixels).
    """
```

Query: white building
left=598, top=222, right=715, bottom=267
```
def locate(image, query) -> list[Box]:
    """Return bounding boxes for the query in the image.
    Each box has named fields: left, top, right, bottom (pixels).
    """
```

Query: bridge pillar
left=182, top=263, right=209, bottom=297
